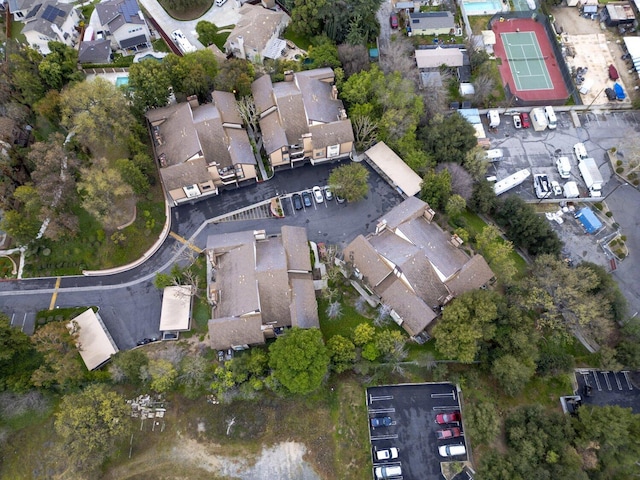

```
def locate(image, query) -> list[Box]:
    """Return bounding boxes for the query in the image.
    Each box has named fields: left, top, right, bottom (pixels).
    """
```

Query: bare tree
left=463, top=146, right=490, bottom=181
left=379, top=36, right=417, bottom=83
left=352, top=114, right=378, bottom=151
left=337, top=44, right=370, bottom=77
left=355, top=296, right=368, bottom=314
left=420, top=70, right=450, bottom=119
left=156, top=343, right=186, bottom=368
left=374, top=304, right=392, bottom=327
left=326, top=301, right=343, bottom=319
left=236, top=95, right=259, bottom=137
left=472, top=73, right=495, bottom=109
left=437, top=162, right=474, bottom=201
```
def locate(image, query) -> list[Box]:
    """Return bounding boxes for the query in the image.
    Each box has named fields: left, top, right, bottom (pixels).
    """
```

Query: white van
left=439, top=444, right=466, bottom=457
left=544, top=106, right=557, bottom=129
left=215, top=0, right=227, bottom=6
left=556, top=156, right=571, bottom=179
left=573, top=142, right=588, bottom=161
left=374, top=465, right=402, bottom=479
left=486, top=149, right=503, bottom=162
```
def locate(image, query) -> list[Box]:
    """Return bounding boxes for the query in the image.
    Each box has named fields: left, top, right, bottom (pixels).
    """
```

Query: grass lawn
left=152, top=38, right=170, bottom=53
left=212, top=31, right=230, bottom=50
left=9, top=18, right=26, bottom=42
left=283, top=27, right=312, bottom=50
left=468, top=15, right=493, bottom=35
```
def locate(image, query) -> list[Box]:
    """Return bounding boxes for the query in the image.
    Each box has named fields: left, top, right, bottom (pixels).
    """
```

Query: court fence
left=489, top=11, right=582, bottom=106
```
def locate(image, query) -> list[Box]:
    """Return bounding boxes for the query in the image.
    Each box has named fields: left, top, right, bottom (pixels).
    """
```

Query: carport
left=159, top=285, right=193, bottom=340
left=68, top=308, right=119, bottom=370
left=363, top=142, right=422, bottom=197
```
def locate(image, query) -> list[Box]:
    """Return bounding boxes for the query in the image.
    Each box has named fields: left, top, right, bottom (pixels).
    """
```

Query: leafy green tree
left=420, top=113, right=477, bottom=165
left=215, top=58, right=255, bottom=97
left=9, top=47, right=46, bottom=105
left=0, top=185, right=42, bottom=245
left=195, top=20, right=221, bottom=47
left=127, top=59, right=172, bottom=112
left=463, top=146, right=490, bottom=181
left=445, top=194, right=466, bottom=218
left=465, top=401, right=500, bottom=445
left=0, top=313, right=40, bottom=392
left=268, top=328, right=329, bottom=394
left=361, top=342, right=380, bottom=361
left=375, top=330, right=404, bottom=358
left=115, top=158, right=150, bottom=195
left=469, top=179, right=497, bottom=214
left=38, top=42, right=83, bottom=90
left=77, top=158, right=134, bottom=230
left=304, top=38, right=341, bottom=70
left=148, top=358, right=177, bottom=393
left=34, top=89, right=62, bottom=123
left=420, top=169, right=451, bottom=211
left=476, top=225, right=517, bottom=284
left=494, top=196, right=562, bottom=257
left=31, top=321, right=85, bottom=390
left=353, top=322, right=375, bottom=346
left=328, top=163, right=369, bottom=202
left=290, top=0, right=327, bottom=38
left=165, top=50, right=219, bottom=101
left=536, top=340, right=574, bottom=376
left=433, top=290, right=501, bottom=363
left=109, top=349, right=148, bottom=385
left=491, top=354, right=535, bottom=396
left=54, top=384, right=130, bottom=473
left=210, top=364, right=236, bottom=396
left=582, top=262, right=627, bottom=323
left=523, top=255, right=615, bottom=341
left=327, top=335, right=356, bottom=373
left=179, top=354, right=211, bottom=398
left=60, top=77, right=135, bottom=156
left=616, top=318, right=640, bottom=368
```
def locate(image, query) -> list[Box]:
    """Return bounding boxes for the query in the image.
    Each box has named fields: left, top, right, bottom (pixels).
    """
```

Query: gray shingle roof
left=212, top=90, right=242, bottom=125
left=96, top=0, right=143, bottom=32
left=160, top=157, right=208, bottom=192
left=308, top=120, right=354, bottom=149
left=409, top=11, right=455, bottom=30
left=78, top=39, right=112, bottom=64
left=22, top=1, right=73, bottom=36
left=258, top=111, right=287, bottom=155
left=377, top=280, right=437, bottom=336
left=444, top=254, right=494, bottom=296
left=224, top=3, right=287, bottom=54
left=251, top=74, right=275, bottom=114
left=343, top=235, right=391, bottom=287
left=289, top=275, right=320, bottom=328
left=146, top=102, right=202, bottom=168
left=208, top=314, right=265, bottom=350
left=281, top=226, right=312, bottom=271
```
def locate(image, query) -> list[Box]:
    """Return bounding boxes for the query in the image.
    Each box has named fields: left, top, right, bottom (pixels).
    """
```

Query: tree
left=179, top=354, right=211, bottom=398
left=327, top=335, right=356, bottom=373
left=304, top=39, right=341, bottom=70
left=437, top=162, right=473, bottom=201
left=236, top=95, right=259, bottom=137
left=420, top=168, right=451, bottom=211
left=9, top=47, right=46, bottom=106
left=494, top=196, right=562, bottom=257
left=268, top=328, right=329, bottom=394
left=465, top=401, right=500, bottom=445
left=375, top=330, right=405, bottom=358
left=127, top=59, right=172, bottom=112
left=445, top=194, right=466, bottom=218
left=420, top=112, right=477, bottom=165
left=165, top=50, right=219, bottom=101
left=353, top=322, right=375, bottom=346
left=54, top=384, right=130, bottom=473
left=60, top=78, right=135, bottom=156
left=115, top=158, right=150, bottom=195
left=0, top=313, right=40, bottom=392
left=616, top=318, right=640, bottom=368
left=491, top=354, right=535, bottom=396
left=31, top=321, right=85, bottom=389
left=337, top=44, right=370, bottom=77
left=215, top=58, right=255, bottom=97
left=328, top=163, right=369, bottom=202
left=38, top=42, right=83, bottom=91
left=476, top=225, right=517, bottom=284
left=77, top=158, right=134, bottom=230
left=433, top=290, right=501, bottom=363
left=34, top=89, right=62, bottom=123
left=351, top=114, right=378, bottom=151
left=195, top=20, right=221, bottom=47
left=522, top=255, right=615, bottom=341
left=472, top=72, right=496, bottom=108
left=290, top=0, right=328, bottom=38
left=469, top=179, right=497, bottom=214
left=0, top=186, right=42, bottom=245
left=109, top=349, right=148, bottom=385
left=463, top=146, right=490, bottom=181
left=148, top=358, right=178, bottom=393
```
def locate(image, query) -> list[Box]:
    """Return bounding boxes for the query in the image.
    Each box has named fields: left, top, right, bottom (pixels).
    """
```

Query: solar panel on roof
left=120, top=0, right=139, bottom=23
left=41, top=4, right=64, bottom=22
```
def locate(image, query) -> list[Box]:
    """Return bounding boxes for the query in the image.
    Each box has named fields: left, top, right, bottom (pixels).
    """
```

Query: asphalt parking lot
left=366, top=383, right=465, bottom=480
left=574, top=369, right=640, bottom=413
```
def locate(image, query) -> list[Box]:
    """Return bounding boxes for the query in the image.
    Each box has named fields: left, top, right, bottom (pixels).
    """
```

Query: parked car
left=371, top=416, right=392, bottom=428
left=324, top=186, right=334, bottom=201
left=438, top=444, right=466, bottom=457
left=292, top=193, right=303, bottom=210
left=217, top=350, right=225, bottom=362
left=301, top=191, right=313, bottom=208
left=375, top=465, right=402, bottom=479
left=513, top=114, right=522, bottom=129
left=551, top=180, right=563, bottom=196
left=136, top=337, right=158, bottom=346
left=436, top=411, right=461, bottom=424
left=390, top=13, right=399, bottom=29
left=520, top=112, right=531, bottom=128
left=374, top=447, right=399, bottom=461
left=436, top=427, right=462, bottom=439
left=336, top=192, right=346, bottom=204
left=225, top=349, right=233, bottom=361
left=312, top=186, right=324, bottom=204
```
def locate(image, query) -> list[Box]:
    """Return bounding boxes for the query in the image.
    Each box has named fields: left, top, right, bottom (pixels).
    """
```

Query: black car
left=371, top=416, right=392, bottom=428
left=292, top=193, right=303, bottom=210
left=301, top=191, right=313, bottom=208
left=136, top=337, right=157, bottom=346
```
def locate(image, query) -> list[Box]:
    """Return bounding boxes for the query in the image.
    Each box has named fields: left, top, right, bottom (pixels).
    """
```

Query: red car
left=437, top=427, right=462, bottom=439
left=436, top=411, right=461, bottom=424
left=520, top=112, right=531, bottom=128
left=390, top=13, right=399, bottom=29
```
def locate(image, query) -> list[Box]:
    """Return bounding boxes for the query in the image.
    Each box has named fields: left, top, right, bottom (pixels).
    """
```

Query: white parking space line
left=369, top=408, right=395, bottom=414
left=614, top=372, right=623, bottom=390
left=10, top=313, right=15, bottom=326
left=21, top=313, right=27, bottom=331
left=369, top=394, right=394, bottom=403
left=431, top=391, right=456, bottom=400
left=602, top=372, right=612, bottom=390
left=371, top=434, right=398, bottom=441
left=623, top=371, right=634, bottom=390
left=592, top=371, right=602, bottom=391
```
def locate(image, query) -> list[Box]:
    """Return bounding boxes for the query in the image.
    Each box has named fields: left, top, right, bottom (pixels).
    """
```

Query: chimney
left=284, top=70, right=294, bottom=82
left=187, top=95, right=199, bottom=109
left=375, top=219, right=387, bottom=235
left=449, top=234, right=464, bottom=248
left=338, top=108, right=347, bottom=121
left=423, top=207, right=435, bottom=222
left=331, top=85, right=338, bottom=100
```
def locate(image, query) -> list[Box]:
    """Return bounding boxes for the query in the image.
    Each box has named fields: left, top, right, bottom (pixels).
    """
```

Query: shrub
left=605, top=211, right=613, bottom=218
left=616, top=159, right=623, bottom=166
left=594, top=202, right=603, bottom=210
left=616, top=167, right=624, bottom=174
left=633, top=179, right=639, bottom=186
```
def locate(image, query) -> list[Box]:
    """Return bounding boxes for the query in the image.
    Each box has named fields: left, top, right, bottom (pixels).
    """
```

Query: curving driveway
left=0, top=161, right=404, bottom=349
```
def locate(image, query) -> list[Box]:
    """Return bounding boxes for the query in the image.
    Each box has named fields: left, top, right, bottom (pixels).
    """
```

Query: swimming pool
left=115, top=76, right=129, bottom=87
left=463, top=0, right=507, bottom=15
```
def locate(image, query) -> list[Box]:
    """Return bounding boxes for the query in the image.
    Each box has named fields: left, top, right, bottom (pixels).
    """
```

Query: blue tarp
left=614, top=82, right=626, bottom=100
left=576, top=207, right=602, bottom=234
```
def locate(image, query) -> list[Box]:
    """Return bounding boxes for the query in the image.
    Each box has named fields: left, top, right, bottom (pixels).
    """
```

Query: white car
left=513, top=114, right=522, bottom=129
left=312, top=186, right=324, bottom=203
left=551, top=181, right=563, bottom=196
left=375, top=447, right=399, bottom=461
left=574, top=142, right=588, bottom=161
left=324, top=186, right=334, bottom=201
left=438, top=444, right=466, bottom=457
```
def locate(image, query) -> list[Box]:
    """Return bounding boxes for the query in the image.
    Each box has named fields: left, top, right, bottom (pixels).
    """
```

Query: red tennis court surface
left=493, top=18, right=569, bottom=103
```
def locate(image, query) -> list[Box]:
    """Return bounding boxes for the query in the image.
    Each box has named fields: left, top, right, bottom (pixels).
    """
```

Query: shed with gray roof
left=408, top=11, right=455, bottom=36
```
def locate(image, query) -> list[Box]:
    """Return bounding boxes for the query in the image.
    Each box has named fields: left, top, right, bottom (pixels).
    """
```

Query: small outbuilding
left=68, top=308, right=119, bottom=371
left=159, top=285, right=193, bottom=340
left=363, top=142, right=422, bottom=197
left=576, top=207, right=603, bottom=234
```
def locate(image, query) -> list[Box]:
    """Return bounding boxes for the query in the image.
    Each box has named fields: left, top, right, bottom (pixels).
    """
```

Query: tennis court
left=501, top=31, right=553, bottom=91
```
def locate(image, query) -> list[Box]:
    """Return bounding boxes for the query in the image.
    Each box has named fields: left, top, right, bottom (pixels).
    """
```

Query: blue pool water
left=137, top=54, right=162, bottom=62
left=463, top=0, right=506, bottom=15
left=115, top=76, right=129, bottom=87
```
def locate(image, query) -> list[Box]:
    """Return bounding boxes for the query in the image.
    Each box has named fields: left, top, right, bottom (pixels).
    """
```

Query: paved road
left=0, top=161, right=403, bottom=349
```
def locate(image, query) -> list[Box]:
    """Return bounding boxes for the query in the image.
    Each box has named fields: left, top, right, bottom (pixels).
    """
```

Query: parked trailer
left=578, top=158, right=604, bottom=197
left=494, top=169, right=531, bottom=196
left=564, top=181, right=579, bottom=198
left=487, top=110, right=500, bottom=128
left=530, top=107, right=548, bottom=131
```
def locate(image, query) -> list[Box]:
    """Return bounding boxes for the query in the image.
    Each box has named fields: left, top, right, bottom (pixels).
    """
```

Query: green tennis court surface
left=501, top=31, right=553, bottom=91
